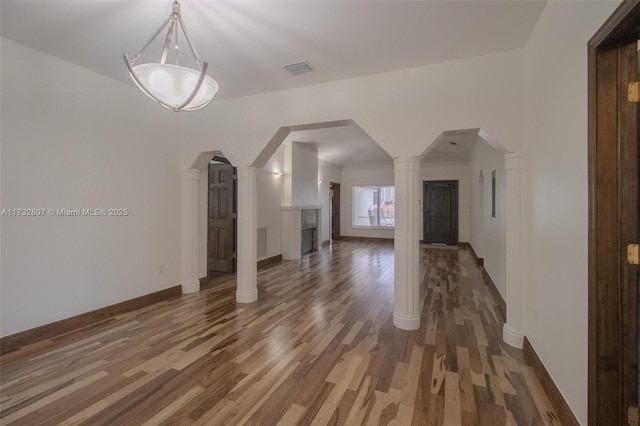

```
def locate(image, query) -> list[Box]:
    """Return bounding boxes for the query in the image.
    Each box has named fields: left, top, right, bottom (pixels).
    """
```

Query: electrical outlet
left=158, top=264, right=165, bottom=275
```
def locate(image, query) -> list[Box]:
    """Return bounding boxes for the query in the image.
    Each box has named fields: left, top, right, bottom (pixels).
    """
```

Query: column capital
left=394, top=156, right=420, bottom=173
left=393, top=155, right=421, bottom=164
left=182, top=169, right=200, bottom=181
left=505, top=152, right=524, bottom=171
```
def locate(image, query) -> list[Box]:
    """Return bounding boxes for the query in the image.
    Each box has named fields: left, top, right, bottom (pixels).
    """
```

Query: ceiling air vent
left=283, top=60, right=315, bottom=75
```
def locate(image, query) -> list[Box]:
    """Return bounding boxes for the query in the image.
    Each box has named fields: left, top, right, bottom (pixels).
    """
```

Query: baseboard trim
left=181, top=280, right=200, bottom=294
left=257, top=254, right=282, bottom=270
left=523, top=337, right=579, bottom=426
left=424, top=240, right=463, bottom=246
left=199, top=276, right=209, bottom=290
left=322, top=240, right=330, bottom=248
left=0, top=285, right=182, bottom=355
left=339, top=236, right=394, bottom=243
left=461, top=242, right=484, bottom=266
left=481, top=266, right=506, bottom=321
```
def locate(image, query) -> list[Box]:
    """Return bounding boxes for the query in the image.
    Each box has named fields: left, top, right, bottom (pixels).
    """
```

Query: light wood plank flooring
left=0, top=240, right=560, bottom=425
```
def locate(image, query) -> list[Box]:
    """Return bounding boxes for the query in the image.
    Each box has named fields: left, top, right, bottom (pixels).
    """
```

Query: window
left=353, top=186, right=395, bottom=228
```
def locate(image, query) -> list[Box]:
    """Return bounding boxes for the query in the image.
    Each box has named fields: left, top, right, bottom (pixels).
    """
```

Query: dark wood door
left=588, top=5, right=640, bottom=423
left=424, top=180, right=458, bottom=244
left=330, top=182, right=341, bottom=240
left=208, top=163, right=235, bottom=275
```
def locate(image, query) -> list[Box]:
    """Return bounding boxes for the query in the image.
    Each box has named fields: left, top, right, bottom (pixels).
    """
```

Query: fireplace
left=301, top=209, right=319, bottom=254
left=301, top=229, right=315, bottom=254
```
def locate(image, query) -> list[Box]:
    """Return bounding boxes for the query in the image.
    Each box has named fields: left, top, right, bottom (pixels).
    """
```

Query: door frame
left=588, top=1, right=640, bottom=424
left=423, top=180, right=459, bottom=244
left=330, top=182, right=341, bottom=241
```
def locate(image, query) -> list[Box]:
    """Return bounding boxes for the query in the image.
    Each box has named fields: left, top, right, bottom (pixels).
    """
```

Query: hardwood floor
left=0, top=240, right=560, bottom=425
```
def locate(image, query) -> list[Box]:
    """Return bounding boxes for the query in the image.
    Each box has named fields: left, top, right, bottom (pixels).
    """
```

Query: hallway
left=0, top=241, right=559, bottom=425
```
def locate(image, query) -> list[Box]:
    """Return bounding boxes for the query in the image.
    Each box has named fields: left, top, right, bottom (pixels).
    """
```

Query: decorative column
left=503, top=152, right=525, bottom=348
left=180, top=169, right=200, bottom=294
left=236, top=167, right=258, bottom=303
left=393, top=156, right=421, bottom=330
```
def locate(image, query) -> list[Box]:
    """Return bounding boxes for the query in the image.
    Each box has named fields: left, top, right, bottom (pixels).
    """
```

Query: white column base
left=282, top=253, right=301, bottom=261
left=236, top=289, right=258, bottom=303
left=503, top=323, right=525, bottom=349
left=182, top=280, right=200, bottom=294
left=393, top=312, right=420, bottom=330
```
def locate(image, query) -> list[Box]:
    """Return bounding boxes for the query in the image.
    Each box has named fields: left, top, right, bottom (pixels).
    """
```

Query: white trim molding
left=503, top=323, right=525, bottom=348
left=181, top=280, right=200, bottom=294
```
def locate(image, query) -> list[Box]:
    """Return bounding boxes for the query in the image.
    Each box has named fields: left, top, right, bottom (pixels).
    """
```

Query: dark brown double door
left=423, top=180, right=458, bottom=245
left=208, top=163, right=236, bottom=276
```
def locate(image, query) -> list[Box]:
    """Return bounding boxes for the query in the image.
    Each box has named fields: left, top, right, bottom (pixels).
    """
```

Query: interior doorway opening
left=477, top=170, right=486, bottom=261
left=207, top=154, right=237, bottom=282
left=330, top=182, right=341, bottom=242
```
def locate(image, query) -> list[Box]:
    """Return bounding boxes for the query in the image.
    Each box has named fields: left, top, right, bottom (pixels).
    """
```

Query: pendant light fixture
left=123, top=0, right=218, bottom=112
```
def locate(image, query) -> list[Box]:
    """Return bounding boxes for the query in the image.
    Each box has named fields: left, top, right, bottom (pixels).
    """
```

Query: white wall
left=522, top=1, right=621, bottom=423
left=289, top=142, right=319, bottom=206
left=341, top=165, right=394, bottom=239
left=468, top=141, right=506, bottom=299
left=283, top=141, right=293, bottom=206
left=0, top=38, right=182, bottom=337
left=419, top=164, right=471, bottom=243
left=318, top=160, right=341, bottom=243
left=258, top=150, right=285, bottom=259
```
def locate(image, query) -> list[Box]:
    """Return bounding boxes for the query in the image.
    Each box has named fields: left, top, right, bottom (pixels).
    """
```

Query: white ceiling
left=287, top=124, right=392, bottom=168
left=1, top=1, right=546, bottom=167
left=422, top=128, right=480, bottom=166
left=0, top=0, right=547, bottom=101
